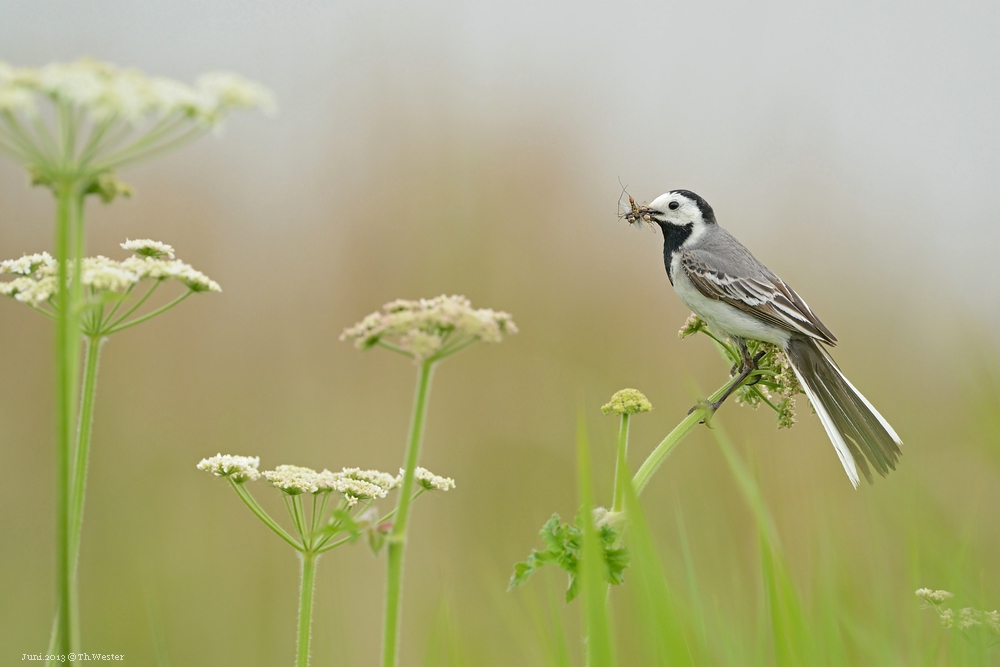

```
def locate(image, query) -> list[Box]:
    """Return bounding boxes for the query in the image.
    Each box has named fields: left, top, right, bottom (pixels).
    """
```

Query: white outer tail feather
left=787, top=358, right=861, bottom=488
left=816, top=345, right=903, bottom=446
left=784, top=343, right=902, bottom=488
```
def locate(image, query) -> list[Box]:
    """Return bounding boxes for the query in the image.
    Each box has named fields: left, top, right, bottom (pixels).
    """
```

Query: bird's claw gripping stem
left=690, top=349, right=768, bottom=419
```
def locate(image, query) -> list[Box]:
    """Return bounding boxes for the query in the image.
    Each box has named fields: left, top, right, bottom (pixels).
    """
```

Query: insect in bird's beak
left=619, top=194, right=655, bottom=229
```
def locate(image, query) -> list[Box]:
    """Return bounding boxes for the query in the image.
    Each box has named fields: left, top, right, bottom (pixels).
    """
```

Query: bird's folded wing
left=680, top=252, right=837, bottom=345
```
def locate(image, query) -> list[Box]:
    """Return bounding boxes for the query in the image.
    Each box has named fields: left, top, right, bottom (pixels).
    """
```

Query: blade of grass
left=544, top=573, right=574, bottom=667
left=619, top=449, right=697, bottom=666
left=711, top=423, right=812, bottom=667
left=674, top=504, right=712, bottom=660
left=577, top=415, right=616, bottom=667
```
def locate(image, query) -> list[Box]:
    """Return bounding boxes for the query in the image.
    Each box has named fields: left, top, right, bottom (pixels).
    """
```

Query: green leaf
left=508, top=511, right=630, bottom=602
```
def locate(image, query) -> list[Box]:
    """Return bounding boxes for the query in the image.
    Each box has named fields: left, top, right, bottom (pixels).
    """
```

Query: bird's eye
left=668, top=201, right=680, bottom=210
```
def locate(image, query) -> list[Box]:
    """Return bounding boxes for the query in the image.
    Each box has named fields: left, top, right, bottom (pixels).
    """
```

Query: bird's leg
left=735, top=339, right=764, bottom=387
left=689, top=349, right=768, bottom=417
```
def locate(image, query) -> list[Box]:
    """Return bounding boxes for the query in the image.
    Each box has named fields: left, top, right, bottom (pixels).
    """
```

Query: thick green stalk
left=296, top=552, right=319, bottom=667
left=611, top=414, right=630, bottom=513
left=68, top=335, right=104, bottom=640
left=381, top=360, right=435, bottom=667
left=631, top=375, right=745, bottom=497
left=53, top=181, right=84, bottom=654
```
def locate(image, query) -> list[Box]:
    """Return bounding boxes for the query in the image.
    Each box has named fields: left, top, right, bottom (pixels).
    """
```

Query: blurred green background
left=1, top=1, right=999, bottom=665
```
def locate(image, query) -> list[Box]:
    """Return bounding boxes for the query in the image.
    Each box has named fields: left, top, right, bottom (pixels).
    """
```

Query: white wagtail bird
left=624, top=189, right=901, bottom=487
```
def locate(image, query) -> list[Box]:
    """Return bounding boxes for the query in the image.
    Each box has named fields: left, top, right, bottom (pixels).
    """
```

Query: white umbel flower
left=197, top=454, right=261, bottom=483
left=81, top=256, right=140, bottom=292
left=0, top=276, right=56, bottom=306
left=0, top=252, right=54, bottom=275
left=195, top=72, right=276, bottom=117
left=326, top=468, right=401, bottom=506
left=341, top=294, right=517, bottom=360
left=409, top=467, right=456, bottom=492
left=916, top=589, right=955, bottom=605
left=0, top=241, right=222, bottom=310
left=0, top=58, right=274, bottom=128
left=332, top=478, right=388, bottom=506
left=122, top=256, right=221, bottom=292
left=121, top=238, right=175, bottom=259
left=264, top=464, right=321, bottom=495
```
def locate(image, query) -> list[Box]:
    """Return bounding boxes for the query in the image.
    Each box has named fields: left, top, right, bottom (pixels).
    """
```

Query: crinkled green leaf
left=508, top=512, right=630, bottom=601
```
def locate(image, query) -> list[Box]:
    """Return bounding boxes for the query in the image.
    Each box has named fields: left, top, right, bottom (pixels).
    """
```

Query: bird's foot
left=693, top=350, right=771, bottom=419
left=687, top=398, right=720, bottom=425
left=741, top=350, right=768, bottom=386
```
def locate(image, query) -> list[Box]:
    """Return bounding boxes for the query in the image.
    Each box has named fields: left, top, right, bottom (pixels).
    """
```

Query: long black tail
left=784, top=338, right=902, bottom=487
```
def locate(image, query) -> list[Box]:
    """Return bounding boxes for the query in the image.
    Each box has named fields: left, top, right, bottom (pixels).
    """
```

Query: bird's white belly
left=671, top=259, right=791, bottom=346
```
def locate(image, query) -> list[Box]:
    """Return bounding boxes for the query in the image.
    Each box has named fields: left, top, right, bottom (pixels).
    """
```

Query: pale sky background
left=1, top=0, right=998, bottom=333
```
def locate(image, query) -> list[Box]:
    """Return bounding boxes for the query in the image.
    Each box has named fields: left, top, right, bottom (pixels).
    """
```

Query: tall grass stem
left=577, top=417, right=616, bottom=667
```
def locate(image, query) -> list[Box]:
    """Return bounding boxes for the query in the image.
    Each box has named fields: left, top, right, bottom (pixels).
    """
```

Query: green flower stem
left=375, top=340, right=413, bottom=358
left=381, top=359, right=436, bottom=667
left=0, top=132, right=31, bottom=162
left=291, top=496, right=309, bottom=545
left=296, top=552, right=319, bottom=667
left=2, top=111, right=47, bottom=163
left=30, top=305, right=57, bottom=320
left=89, top=114, right=188, bottom=168
left=316, top=491, right=423, bottom=553
left=631, top=374, right=746, bottom=497
left=104, top=280, right=159, bottom=330
left=229, top=481, right=303, bottom=551
left=93, top=124, right=206, bottom=173
left=67, top=334, right=105, bottom=639
left=316, top=535, right=354, bottom=553
left=104, top=290, right=191, bottom=335
left=309, top=495, right=329, bottom=551
left=611, top=414, right=631, bottom=513
left=80, top=119, right=133, bottom=166
left=53, top=181, right=85, bottom=655
left=76, top=116, right=116, bottom=166
left=432, top=336, right=478, bottom=360
left=31, top=114, right=60, bottom=163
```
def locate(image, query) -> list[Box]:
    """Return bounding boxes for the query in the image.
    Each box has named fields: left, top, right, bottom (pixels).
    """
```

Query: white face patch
left=648, top=192, right=709, bottom=246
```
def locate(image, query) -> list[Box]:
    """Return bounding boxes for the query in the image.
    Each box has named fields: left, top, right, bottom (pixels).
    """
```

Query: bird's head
left=641, top=190, right=716, bottom=231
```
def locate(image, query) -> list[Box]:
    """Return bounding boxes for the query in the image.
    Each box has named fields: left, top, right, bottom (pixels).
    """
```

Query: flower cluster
left=264, top=465, right=327, bottom=495
left=677, top=313, right=802, bottom=429
left=121, top=238, right=175, bottom=259
left=200, top=455, right=457, bottom=503
left=258, top=464, right=406, bottom=506
left=916, top=589, right=1000, bottom=639
left=0, top=240, right=220, bottom=309
left=677, top=313, right=708, bottom=339
left=731, top=342, right=802, bottom=428
left=196, top=454, right=261, bottom=483
left=329, top=468, right=401, bottom=506
left=917, top=589, right=955, bottom=605
left=411, top=467, right=456, bottom=492
left=0, top=59, right=275, bottom=126
left=341, top=295, right=517, bottom=361
left=601, top=388, right=652, bottom=416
